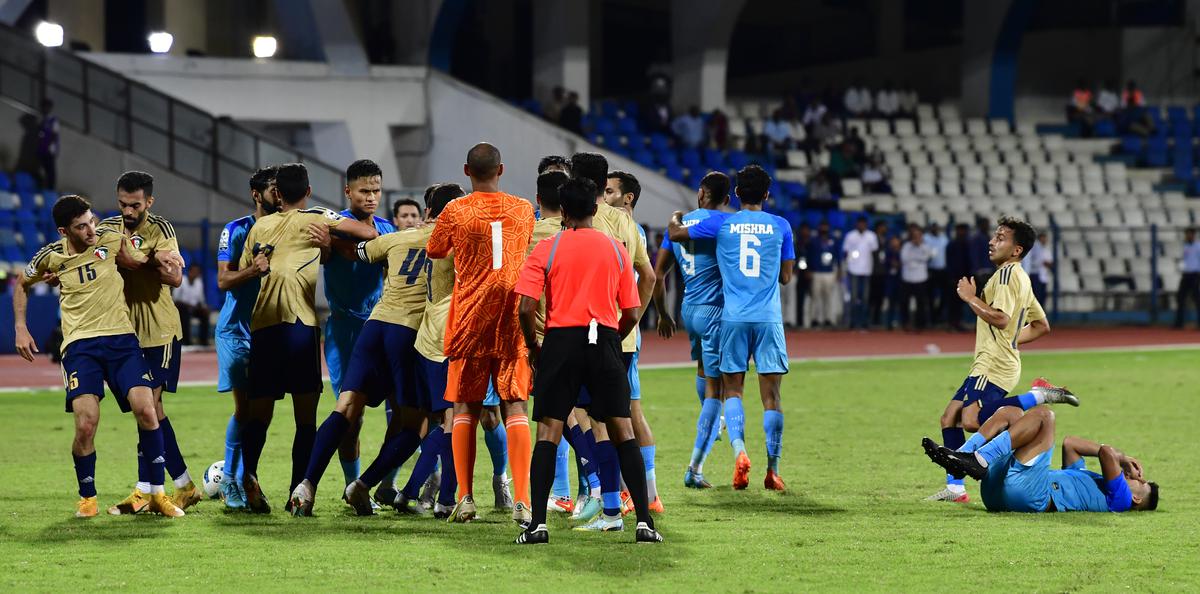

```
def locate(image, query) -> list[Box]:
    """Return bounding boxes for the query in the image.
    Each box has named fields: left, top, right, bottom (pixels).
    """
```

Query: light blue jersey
left=323, top=211, right=396, bottom=319
left=689, top=209, right=795, bottom=324
left=661, top=209, right=727, bottom=308
left=216, top=215, right=258, bottom=340
left=1049, top=460, right=1132, bottom=512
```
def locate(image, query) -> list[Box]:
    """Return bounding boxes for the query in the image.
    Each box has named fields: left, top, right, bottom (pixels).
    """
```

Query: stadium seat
left=13, top=172, right=36, bottom=194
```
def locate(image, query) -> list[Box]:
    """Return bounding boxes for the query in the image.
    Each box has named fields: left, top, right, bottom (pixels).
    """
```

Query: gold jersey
left=527, top=215, right=562, bottom=345
left=356, top=226, right=430, bottom=330
left=593, top=203, right=649, bottom=352
left=97, top=213, right=182, bottom=348
left=240, top=206, right=345, bottom=331
left=24, top=229, right=141, bottom=350
left=414, top=241, right=455, bottom=362
left=968, top=262, right=1046, bottom=392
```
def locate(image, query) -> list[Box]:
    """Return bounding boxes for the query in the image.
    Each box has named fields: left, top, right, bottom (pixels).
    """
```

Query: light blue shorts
left=324, top=315, right=367, bottom=395
left=981, top=450, right=1052, bottom=513
left=625, top=350, right=641, bottom=401
left=718, top=321, right=789, bottom=375
left=682, top=303, right=722, bottom=378
left=216, top=336, right=250, bottom=393
left=484, top=378, right=500, bottom=407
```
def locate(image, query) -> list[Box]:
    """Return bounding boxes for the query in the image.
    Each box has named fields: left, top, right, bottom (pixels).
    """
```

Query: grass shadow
left=33, top=516, right=173, bottom=543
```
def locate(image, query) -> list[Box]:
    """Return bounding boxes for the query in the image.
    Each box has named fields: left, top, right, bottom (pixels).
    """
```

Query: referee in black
left=512, top=178, right=662, bottom=544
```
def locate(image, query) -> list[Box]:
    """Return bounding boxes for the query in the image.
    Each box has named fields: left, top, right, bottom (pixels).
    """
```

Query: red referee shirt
left=514, top=227, right=639, bottom=330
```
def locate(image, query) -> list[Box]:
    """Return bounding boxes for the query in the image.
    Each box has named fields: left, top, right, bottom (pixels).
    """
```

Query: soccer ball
left=203, top=461, right=225, bottom=499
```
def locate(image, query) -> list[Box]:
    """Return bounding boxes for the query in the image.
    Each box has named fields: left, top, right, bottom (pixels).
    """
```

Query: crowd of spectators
left=1066, top=79, right=1150, bottom=137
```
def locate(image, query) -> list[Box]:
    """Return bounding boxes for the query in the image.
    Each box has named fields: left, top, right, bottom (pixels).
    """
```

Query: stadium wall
left=425, top=70, right=693, bottom=227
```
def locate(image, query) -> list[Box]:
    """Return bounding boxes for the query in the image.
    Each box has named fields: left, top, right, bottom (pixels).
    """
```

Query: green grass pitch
left=0, top=348, right=1197, bottom=591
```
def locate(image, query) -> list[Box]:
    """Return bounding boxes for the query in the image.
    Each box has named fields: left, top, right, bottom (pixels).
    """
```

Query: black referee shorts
left=532, top=326, right=630, bottom=423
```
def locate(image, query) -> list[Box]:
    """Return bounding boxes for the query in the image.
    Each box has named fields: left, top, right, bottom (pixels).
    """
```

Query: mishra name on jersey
left=729, top=223, right=776, bottom=235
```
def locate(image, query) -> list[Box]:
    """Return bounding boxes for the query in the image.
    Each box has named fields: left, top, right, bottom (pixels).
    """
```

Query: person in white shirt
left=899, top=224, right=933, bottom=330
left=844, top=85, right=873, bottom=117
left=842, top=216, right=878, bottom=329
left=876, top=82, right=900, bottom=118
left=1096, top=81, right=1120, bottom=116
left=924, top=222, right=949, bottom=324
left=1176, top=227, right=1200, bottom=329
left=762, top=109, right=793, bottom=161
left=802, top=99, right=828, bottom=127
left=1025, top=232, right=1052, bottom=304
left=173, top=264, right=209, bottom=346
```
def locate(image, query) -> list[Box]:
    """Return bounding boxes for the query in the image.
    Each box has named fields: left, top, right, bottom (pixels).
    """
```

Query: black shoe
left=515, top=524, right=549, bottom=544
left=921, top=437, right=987, bottom=481
left=635, top=522, right=663, bottom=543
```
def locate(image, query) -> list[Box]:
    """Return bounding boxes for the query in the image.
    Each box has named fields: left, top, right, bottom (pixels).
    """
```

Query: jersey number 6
left=739, top=234, right=761, bottom=277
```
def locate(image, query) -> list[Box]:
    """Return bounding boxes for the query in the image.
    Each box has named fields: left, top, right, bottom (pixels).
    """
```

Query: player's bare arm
left=330, top=216, right=379, bottom=241
left=307, top=222, right=333, bottom=262
left=652, top=247, right=676, bottom=338
left=518, top=295, right=540, bottom=371
left=1017, top=318, right=1051, bottom=345
left=12, top=270, right=38, bottom=362
left=956, top=276, right=1010, bottom=328
left=779, top=258, right=795, bottom=285
left=666, top=211, right=690, bottom=242
left=634, top=259, right=656, bottom=322
left=617, top=305, right=639, bottom=340
left=1062, top=435, right=1143, bottom=480
left=216, top=259, right=267, bottom=291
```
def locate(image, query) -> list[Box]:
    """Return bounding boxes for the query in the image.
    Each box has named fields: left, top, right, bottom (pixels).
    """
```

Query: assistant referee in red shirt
left=512, top=177, right=662, bottom=545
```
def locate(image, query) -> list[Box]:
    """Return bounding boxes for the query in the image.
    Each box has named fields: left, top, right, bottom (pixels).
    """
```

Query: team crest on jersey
left=93, top=246, right=109, bottom=260
left=130, top=235, right=145, bottom=249
left=218, top=228, right=230, bottom=252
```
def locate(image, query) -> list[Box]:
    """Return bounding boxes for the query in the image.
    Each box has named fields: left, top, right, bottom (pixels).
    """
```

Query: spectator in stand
left=898, top=83, right=919, bottom=117
left=845, top=127, right=866, bottom=158
left=1096, top=81, right=1120, bottom=118
left=829, top=141, right=860, bottom=188
left=861, top=152, right=891, bottom=194
left=876, top=81, right=901, bottom=119
left=794, top=223, right=812, bottom=328
left=559, top=91, right=584, bottom=135
left=843, top=216, right=878, bottom=329
left=1121, top=79, right=1145, bottom=109
left=544, top=86, right=566, bottom=123
left=844, top=81, right=873, bottom=117
left=644, top=97, right=672, bottom=135
left=36, top=99, right=59, bottom=189
left=174, top=264, right=209, bottom=346
left=882, top=235, right=902, bottom=330
left=762, top=109, right=793, bottom=162
left=672, top=105, right=706, bottom=149
left=802, top=97, right=828, bottom=128
left=708, top=108, right=730, bottom=150
left=807, top=220, right=841, bottom=328
left=808, top=170, right=834, bottom=202
left=944, top=223, right=972, bottom=330
left=969, top=217, right=995, bottom=275
left=924, top=222, right=949, bottom=321
left=869, top=221, right=890, bottom=326
left=1175, top=227, right=1200, bottom=329
left=801, top=113, right=839, bottom=160
left=1067, top=79, right=1095, bottom=136
left=1026, top=231, right=1052, bottom=304
left=899, top=224, right=932, bottom=331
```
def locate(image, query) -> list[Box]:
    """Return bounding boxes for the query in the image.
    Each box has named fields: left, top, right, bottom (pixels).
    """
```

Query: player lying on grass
left=929, top=216, right=1079, bottom=503
left=923, top=405, right=1159, bottom=513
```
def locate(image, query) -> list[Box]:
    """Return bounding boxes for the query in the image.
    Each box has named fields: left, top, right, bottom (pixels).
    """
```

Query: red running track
left=1, top=327, right=1197, bottom=390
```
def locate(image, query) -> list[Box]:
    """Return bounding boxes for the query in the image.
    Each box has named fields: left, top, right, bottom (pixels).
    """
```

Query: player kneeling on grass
left=15, top=195, right=186, bottom=518
left=513, top=177, right=661, bottom=544
left=923, top=405, right=1158, bottom=513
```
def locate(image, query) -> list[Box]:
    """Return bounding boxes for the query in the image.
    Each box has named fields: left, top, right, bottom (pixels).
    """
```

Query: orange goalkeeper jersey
left=426, top=191, right=535, bottom=358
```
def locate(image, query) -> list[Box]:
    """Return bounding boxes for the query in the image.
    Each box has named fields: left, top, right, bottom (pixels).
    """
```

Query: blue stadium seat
left=655, top=150, right=678, bottom=167
left=625, top=132, right=646, bottom=150
left=662, top=164, right=686, bottom=184
left=1120, top=135, right=1144, bottom=157
left=1167, top=105, right=1188, bottom=127
left=648, top=133, right=671, bottom=152
left=589, top=134, right=607, bottom=147
left=622, top=101, right=639, bottom=120
left=594, top=118, right=617, bottom=136
left=703, top=148, right=725, bottom=171
left=1093, top=119, right=1116, bottom=137
left=1146, top=137, right=1169, bottom=167
left=581, top=114, right=596, bottom=134
left=599, top=100, right=620, bottom=119
left=13, top=171, right=36, bottom=194
left=727, top=150, right=751, bottom=171
left=781, top=181, right=807, bottom=199
left=0, top=172, right=11, bottom=192
left=0, top=192, right=17, bottom=211
left=616, top=117, right=639, bottom=136
left=631, top=149, right=656, bottom=169
left=680, top=148, right=702, bottom=170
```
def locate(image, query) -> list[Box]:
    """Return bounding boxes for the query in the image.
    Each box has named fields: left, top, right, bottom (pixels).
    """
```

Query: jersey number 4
left=398, top=248, right=427, bottom=285
left=739, top=235, right=761, bottom=277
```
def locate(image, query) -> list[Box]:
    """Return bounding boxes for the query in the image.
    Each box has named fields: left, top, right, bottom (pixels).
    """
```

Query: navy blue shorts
left=141, top=338, right=182, bottom=393
left=951, top=375, right=1008, bottom=408
left=415, top=356, right=452, bottom=413
left=61, top=334, right=155, bottom=413
left=575, top=350, right=636, bottom=412
left=341, top=320, right=418, bottom=409
left=249, top=322, right=322, bottom=400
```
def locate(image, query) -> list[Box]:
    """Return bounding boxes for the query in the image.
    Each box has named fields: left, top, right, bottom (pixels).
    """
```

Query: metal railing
left=0, top=24, right=342, bottom=208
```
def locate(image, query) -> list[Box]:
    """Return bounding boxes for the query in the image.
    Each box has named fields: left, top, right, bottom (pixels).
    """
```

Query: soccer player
left=213, top=166, right=279, bottom=509
left=654, top=172, right=731, bottom=489
left=922, top=406, right=1158, bottom=513
left=237, top=163, right=379, bottom=513
left=392, top=198, right=423, bottom=230
left=537, top=155, right=571, bottom=175
left=667, top=164, right=793, bottom=491
left=927, top=217, right=1078, bottom=503
left=15, top=194, right=184, bottom=517
left=98, top=171, right=200, bottom=513
left=391, top=183, right=465, bottom=517
left=605, top=169, right=663, bottom=512
left=425, top=142, right=536, bottom=526
left=567, top=153, right=656, bottom=531
left=514, top=177, right=662, bottom=544
left=321, top=160, right=397, bottom=504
